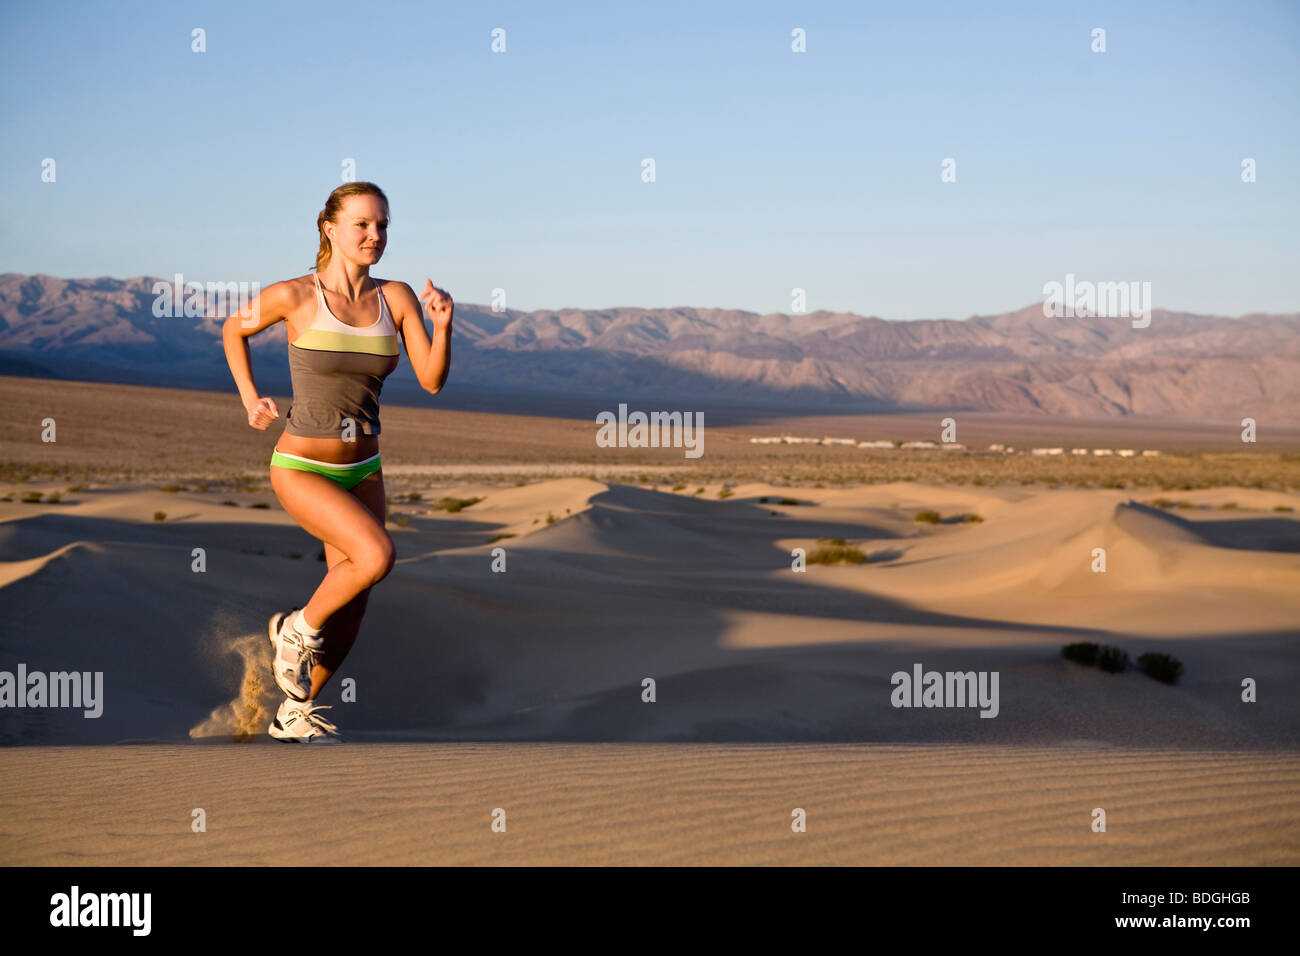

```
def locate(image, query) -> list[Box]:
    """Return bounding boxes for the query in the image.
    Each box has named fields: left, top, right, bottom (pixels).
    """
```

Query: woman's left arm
left=391, top=278, right=453, bottom=394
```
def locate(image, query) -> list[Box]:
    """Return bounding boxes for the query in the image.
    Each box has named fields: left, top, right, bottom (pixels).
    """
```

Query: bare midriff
left=274, top=431, right=380, bottom=464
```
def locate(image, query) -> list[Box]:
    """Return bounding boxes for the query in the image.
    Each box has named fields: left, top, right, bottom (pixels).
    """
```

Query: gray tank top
left=284, top=273, right=400, bottom=438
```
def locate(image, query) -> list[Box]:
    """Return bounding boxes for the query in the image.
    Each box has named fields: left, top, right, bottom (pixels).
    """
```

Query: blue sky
left=2, top=0, right=1297, bottom=319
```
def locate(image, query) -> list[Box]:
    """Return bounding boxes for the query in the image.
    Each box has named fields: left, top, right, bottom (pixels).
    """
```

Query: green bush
left=1096, top=645, right=1129, bottom=673
left=1062, top=642, right=1100, bottom=666
left=806, top=545, right=867, bottom=565
left=436, top=496, right=483, bottom=513
left=1137, top=652, right=1184, bottom=685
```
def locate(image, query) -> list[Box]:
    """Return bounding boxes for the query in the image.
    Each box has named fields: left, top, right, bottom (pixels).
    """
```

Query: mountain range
left=1, top=272, right=1296, bottom=421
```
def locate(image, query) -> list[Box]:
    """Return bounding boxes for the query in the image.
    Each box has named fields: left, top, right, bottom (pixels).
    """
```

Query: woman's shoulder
left=261, top=274, right=319, bottom=302
left=372, top=276, right=419, bottom=305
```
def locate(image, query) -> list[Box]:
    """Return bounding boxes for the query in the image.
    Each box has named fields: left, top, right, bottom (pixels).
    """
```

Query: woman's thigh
left=321, top=471, right=388, bottom=571
left=270, top=465, right=391, bottom=566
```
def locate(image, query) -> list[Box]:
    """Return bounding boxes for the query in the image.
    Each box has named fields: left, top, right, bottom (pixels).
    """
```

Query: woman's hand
left=419, top=278, right=454, bottom=333
left=245, top=395, right=279, bottom=430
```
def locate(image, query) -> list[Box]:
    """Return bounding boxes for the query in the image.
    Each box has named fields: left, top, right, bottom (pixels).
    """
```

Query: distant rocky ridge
left=1, top=272, right=1297, bottom=421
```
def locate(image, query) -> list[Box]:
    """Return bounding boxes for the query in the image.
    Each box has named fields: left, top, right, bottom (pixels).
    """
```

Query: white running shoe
left=267, top=608, right=324, bottom=702
left=268, top=698, right=341, bottom=743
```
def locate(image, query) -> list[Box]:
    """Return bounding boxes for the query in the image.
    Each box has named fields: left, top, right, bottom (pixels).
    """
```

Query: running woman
left=222, top=181, right=453, bottom=741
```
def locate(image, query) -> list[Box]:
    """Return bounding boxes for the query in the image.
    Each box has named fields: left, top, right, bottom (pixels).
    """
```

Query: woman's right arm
left=222, top=280, right=294, bottom=430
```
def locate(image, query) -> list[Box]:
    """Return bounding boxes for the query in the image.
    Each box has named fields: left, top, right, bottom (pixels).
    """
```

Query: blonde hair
left=314, top=182, right=390, bottom=273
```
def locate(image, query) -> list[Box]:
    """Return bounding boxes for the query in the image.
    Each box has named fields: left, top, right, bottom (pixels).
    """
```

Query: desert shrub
left=963, top=514, right=984, bottom=523
left=718, top=487, right=734, bottom=499
left=408, top=491, right=422, bottom=501
left=222, top=500, right=239, bottom=507
left=1062, top=642, right=1099, bottom=666
left=1150, top=498, right=1174, bottom=509
left=1137, top=652, right=1184, bottom=685
left=546, top=512, right=556, bottom=524
left=673, top=483, right=686, bottom=491
left=758, top=496, right=769, bottom=503
left=160, top=484, right=185, bottom=493
left=250, top=502, right=270, bottom=509
left=1274, top=505, right=1295, bottom=512
left=153, top=511, right=166, bottom=521
left=437, top=496, right=483, bottom=513
left=1219, top=502, right=1238, bottom=510
left=915, top=510, right=941, bottom=524
left=46, top=492, right=60, bottom=503
left=1096, top=645, right=1129, bottom=673
left=807, top=545, right=867, bottom=565
left=22, top=491, right=42, bottom=503
left=778, top=498, right=800, bottom=506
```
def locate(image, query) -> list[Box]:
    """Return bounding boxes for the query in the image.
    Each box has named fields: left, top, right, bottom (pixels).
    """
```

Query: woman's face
left=326, top=194, right=388, bottom=267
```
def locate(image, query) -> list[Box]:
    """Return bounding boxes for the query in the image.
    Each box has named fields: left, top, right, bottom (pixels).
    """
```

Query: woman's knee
left=355, top=534, right=395, bottom=585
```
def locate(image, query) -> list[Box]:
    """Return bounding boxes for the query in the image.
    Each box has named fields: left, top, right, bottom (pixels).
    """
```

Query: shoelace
left=282, top=623, right=318, bottom=675
left=292, top=702, right=340, bottom=737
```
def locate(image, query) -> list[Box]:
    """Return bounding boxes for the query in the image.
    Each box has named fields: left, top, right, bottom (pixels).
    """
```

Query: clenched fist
left=419, top=278, right=454, bottom=333
left=245, top=395, right=279, bottom=430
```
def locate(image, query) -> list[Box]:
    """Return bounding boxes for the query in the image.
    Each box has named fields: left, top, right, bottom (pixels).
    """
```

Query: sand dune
left=1, top=745, right=1295, bottom=865
left=2, top=476, right=1297, bottom=863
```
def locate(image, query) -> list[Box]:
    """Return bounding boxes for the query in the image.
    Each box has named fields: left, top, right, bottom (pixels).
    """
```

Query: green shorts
left=270, top=450, right=382, bottom=491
